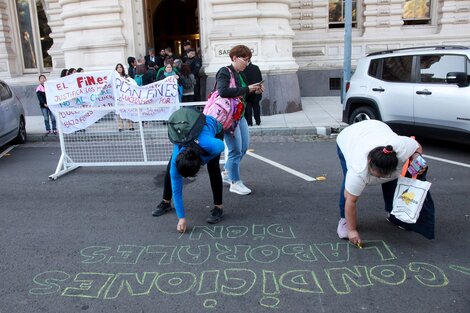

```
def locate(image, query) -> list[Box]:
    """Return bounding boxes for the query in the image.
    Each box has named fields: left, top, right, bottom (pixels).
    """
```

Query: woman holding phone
left=216, top=45, right=264, bottom=195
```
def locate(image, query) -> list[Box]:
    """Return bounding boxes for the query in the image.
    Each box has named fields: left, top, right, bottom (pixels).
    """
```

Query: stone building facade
left=1, top=0, right=469, bottom=115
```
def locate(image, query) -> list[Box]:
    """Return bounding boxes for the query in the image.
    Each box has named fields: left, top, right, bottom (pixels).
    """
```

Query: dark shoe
left=256, top=121, right=261, bottom=126
left=152, top=200, right=172, bottom=216
left=118, top=128, right=123, bottom=132
left=129, top=128, right=135, bottom=131
left=206, top=207, right=224, bottom=224
left=45, top=130, right=51, bottom=136
left=53, top=130, right=58, bottom=135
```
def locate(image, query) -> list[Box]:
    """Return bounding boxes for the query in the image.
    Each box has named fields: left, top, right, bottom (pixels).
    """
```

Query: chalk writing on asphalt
left=28, top=224, right=465, bottom=309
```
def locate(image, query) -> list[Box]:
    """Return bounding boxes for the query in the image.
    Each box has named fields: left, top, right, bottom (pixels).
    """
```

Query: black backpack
left=168, top=107, right=207, bottom=153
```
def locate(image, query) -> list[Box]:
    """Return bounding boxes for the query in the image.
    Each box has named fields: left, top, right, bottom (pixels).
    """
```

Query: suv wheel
left=349, top=106, right=378, bottom=124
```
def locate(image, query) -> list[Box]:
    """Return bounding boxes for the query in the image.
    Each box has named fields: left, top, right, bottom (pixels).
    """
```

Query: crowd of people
left=125, top=41, right=203, bottom=103
left=37, top=40, right=263, bottom=135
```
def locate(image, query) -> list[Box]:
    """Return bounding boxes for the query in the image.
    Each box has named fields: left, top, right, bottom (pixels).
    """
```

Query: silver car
left=0, top=80, right=27, bottom=146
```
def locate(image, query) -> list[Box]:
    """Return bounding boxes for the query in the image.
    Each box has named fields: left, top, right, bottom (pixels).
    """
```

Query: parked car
left=0, top=80, right=27, bottom=146
left=343, top=45, right=470, bottom=144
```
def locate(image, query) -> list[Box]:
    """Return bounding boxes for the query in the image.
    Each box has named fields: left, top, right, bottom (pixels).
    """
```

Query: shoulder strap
left=401, top=136, right=418, bottom=179
left=225, top=66, right=236, bottom=88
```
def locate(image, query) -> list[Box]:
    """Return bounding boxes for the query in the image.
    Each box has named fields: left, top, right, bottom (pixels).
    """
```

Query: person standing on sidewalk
left=36, top=74, right=57, bottom=135
left=336, top=120, right=425, bottom=245
left=217, top=45, right=264, bottom=195
left=243, top=62, right=263, bottom=126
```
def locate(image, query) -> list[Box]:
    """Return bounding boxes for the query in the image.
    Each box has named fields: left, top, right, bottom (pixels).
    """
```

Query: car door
left=374, top=55, right=415, bottom=125
left=0, top=82, right=18, bottom=141
left=413, top=54, right=470, bottom=133
left=0, top=84, right=8, bottom=140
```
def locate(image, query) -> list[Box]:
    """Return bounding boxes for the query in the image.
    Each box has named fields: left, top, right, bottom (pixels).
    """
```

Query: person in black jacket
left=142, top=61, right=157, bottom=85
left=36, top=74, right=57, bottom=135
left=243, top=62, right=263, bottom=126
left=127, top=56, right=137, bottom=79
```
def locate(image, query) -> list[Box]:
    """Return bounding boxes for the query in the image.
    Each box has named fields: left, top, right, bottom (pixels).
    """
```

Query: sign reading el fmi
left=215, top=43, right=259, bottom=57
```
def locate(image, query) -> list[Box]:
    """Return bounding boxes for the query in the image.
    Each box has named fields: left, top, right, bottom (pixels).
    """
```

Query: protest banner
left=45, top=71, right=180, bottom=134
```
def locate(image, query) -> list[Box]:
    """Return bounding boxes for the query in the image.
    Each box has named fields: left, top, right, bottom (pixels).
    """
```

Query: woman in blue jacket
left=153, top=115, right=225, bottom=233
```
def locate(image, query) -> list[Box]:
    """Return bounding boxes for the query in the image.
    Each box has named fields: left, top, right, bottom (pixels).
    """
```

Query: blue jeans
left=224, top=117, right=249, bottom=182
left=41, top=107, right=56, bottom=131
left=337, top=144, right=397, bottom=218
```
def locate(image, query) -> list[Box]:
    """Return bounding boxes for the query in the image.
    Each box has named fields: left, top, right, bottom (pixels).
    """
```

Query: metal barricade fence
left=49, top=102, right=206, bottom=180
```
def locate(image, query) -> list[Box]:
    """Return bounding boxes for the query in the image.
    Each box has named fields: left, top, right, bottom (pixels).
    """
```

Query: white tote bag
left=391, top=176, right=431, bottom=224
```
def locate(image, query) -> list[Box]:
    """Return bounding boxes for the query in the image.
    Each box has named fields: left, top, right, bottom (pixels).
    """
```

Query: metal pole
left=342, top=0, right=352, bottom=104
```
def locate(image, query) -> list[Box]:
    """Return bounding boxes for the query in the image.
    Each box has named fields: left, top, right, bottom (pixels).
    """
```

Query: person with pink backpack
left=208, top=45, right=263, bottom=195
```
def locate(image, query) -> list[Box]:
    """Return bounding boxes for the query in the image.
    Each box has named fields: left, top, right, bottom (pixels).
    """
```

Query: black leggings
left=162, top=131, right=224, bottom=206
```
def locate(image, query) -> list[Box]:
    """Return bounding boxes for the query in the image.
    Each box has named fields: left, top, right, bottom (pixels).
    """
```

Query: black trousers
left=245, top=99, right=261, bottom=125
left=162, top=131, right=224, bottom=206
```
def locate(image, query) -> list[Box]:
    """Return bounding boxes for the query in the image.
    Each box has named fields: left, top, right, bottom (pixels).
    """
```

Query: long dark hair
left=180, top=64, right=192, bottom=76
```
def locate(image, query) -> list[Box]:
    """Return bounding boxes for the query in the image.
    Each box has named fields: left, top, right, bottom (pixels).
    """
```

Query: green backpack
left=167, top=107, right=206, bottom=147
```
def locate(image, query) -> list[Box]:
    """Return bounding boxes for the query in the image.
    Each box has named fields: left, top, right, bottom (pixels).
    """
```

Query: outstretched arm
left=344, top=190, right=361, bottom=245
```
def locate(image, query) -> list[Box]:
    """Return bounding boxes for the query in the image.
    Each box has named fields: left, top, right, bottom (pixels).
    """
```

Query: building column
left=0, top=0, right=21, bottom=78
left=58, top=0, right=127, bottom=71
left=200, top=0, right=301, bottom=114
left=43, top=0, right=66, bottom=74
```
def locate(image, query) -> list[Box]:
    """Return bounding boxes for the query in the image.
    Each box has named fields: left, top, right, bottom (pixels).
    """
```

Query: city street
left=1, top=137, right=469, bottom=312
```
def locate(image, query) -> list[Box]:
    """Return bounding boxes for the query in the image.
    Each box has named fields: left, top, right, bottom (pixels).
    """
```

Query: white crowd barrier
left=49, top=102, right=206, bottom=180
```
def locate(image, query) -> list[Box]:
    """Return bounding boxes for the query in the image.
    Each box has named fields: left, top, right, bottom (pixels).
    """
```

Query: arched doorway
left=151, top=0, right=199, bottom=57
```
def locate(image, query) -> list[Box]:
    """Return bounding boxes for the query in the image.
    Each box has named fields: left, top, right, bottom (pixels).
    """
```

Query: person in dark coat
left=142, top=61, right=157, bottom=85
left=243, top=62, right=263, bottom=126
left=144, top=48, right=157, bottom=69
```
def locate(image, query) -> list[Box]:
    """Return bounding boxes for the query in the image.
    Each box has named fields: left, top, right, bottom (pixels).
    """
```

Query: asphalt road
left=1, top=137, right=469, bottom=313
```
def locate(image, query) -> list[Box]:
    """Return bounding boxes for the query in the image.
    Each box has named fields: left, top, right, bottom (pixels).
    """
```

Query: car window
left=381, top=56, right=413, bottom=83
left=368, top=59, right=380, bottom=78
left=0, top=82, right=13, bottom=101
left=419, top=54, right=467, bottom=83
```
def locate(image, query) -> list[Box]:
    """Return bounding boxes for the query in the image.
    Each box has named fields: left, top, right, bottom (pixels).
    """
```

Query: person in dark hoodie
left=142, top=61, right=158, bottom=85
left=36, top=74, right=57, bottom=135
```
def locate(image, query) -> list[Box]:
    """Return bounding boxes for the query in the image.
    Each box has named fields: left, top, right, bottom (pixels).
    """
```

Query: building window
left=15, top=0, right=53, bottom=71
left=403, top=0, right=431, bottom=25
left=37, top=1, right=53, bottom=68
left=329, top=78, right=341, bottom=90
left=329, top=0, right=357, bottom=29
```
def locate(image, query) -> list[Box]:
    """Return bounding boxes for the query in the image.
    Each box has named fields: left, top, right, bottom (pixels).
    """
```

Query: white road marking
left=247, top=151, right=317, bottom=181
left=424, top=154, right=470, bottom=169
left=0, top=145, right=17, bottom=159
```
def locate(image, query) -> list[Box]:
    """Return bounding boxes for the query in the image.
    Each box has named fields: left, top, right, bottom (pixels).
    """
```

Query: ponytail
left=368, top=145, right=398, bottom=176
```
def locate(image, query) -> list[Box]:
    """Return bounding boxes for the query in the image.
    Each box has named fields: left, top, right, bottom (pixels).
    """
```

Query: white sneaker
left=221, top=171, right=231, bottom=185
left=230, top=181, right=251, bottom=195
left=337, top=218, right=348, bottom=239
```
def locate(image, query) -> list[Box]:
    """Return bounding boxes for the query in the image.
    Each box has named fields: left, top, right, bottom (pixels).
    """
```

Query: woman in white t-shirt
left=336, top=120, right=426, bottom=245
